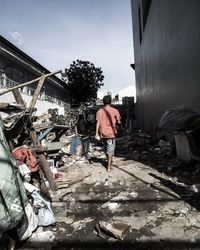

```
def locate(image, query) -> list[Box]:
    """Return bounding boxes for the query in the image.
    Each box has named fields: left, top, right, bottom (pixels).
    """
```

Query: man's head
left=103, top=95, right=112, bottom=105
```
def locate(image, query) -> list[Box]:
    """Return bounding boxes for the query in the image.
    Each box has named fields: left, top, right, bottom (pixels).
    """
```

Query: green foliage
left=62, top=60, right=104, bottom=105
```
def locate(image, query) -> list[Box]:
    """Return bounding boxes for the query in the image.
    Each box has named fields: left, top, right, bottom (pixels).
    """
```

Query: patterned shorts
left=103, top=138, right=116, bottom=155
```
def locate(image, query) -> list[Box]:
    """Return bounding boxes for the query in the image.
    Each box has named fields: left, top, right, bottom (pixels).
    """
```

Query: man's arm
left=95, top=119, right=100, bottom=140
left=115, top=110, right=122, bottom=129
left=96, top=120, right=100, bottom=136
left=115, top=110, right=121, bottom=124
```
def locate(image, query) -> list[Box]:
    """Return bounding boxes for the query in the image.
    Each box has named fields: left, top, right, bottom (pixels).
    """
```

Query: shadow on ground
left=113, top=132, right=200, bottom=212
left=15, top=239, right=200, bottom=250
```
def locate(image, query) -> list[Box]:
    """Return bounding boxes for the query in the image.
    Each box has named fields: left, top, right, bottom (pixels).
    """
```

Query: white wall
left=118, top=85, right=136, bottom=103
left=0, top=92, right=65, bottom=115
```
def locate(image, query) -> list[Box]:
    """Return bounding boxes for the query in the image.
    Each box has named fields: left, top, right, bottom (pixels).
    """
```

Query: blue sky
left=0, top=0, right=135, bottom=95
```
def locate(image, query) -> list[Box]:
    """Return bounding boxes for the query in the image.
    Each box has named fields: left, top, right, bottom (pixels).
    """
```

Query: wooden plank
left=0, top=103, right=25, bottom=110
left=12, top=89, right=25, bottom=107
left=0, top=70, right=61, bottom=97
left=30, top=130, right=57, bottom=191
left=29, top=76, right=45, bottom=113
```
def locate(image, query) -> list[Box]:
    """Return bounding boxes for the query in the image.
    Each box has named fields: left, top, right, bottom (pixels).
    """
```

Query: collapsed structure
left=0, top=36, right=136, bottom=246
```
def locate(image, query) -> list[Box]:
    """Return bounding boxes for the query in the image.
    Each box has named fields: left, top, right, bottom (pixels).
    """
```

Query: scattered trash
left=104, top=178, right=109, bottom=186
left=31, top=191, right=56, bottom=227
left=71, top=218, right=94, bottom=234
left=101, top=202, right=120, bottom=212
left=12, top=146, right=39, bottom=172
left=30, top=227, right=55, bottom=242
left=129, top=191, right=138, bottom=198
left=190, top=184, right=200, bottom=193
left=17, top=202, right=38, bottom=241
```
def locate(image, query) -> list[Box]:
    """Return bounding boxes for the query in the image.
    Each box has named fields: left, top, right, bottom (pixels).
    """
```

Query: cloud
left=9, top=31, right=24, bottom=45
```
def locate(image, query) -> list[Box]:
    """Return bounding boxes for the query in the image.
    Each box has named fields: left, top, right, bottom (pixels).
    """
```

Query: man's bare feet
left=107, top=167, right=113, bottom=172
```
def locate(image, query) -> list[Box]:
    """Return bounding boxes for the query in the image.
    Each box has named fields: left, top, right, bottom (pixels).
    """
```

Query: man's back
left=96, top=106, right=120, bottom=138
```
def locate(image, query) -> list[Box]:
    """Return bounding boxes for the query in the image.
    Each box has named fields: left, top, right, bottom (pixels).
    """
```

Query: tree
left=62, top=60, right=104, bottom=106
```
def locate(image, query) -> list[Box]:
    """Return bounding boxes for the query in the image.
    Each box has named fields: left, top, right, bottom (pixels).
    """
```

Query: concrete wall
left=131, top=0, right=200, bottom=133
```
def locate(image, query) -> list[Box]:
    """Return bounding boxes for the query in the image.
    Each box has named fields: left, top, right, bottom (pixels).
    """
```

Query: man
left=95, top=95, right=121, bottom=171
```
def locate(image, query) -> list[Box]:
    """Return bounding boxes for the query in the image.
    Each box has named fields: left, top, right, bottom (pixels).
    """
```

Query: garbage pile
left=0, top=103, right=92, bottom=247
left=0, top=116, right=57, bottom=243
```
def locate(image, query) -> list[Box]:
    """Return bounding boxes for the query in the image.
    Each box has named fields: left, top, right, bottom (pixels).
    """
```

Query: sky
left=0, top=0, right=135, bottom=96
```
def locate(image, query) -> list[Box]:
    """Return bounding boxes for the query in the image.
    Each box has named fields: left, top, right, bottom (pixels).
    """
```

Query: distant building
left=118, top=85, right=136, bottom=104
left=113, top=85, right=136, bottom=104
left=97, top=90, right=105, bottom=100
left=131, top=0, right=200, bottom=133
left=0, top=35, right=69, bottom=115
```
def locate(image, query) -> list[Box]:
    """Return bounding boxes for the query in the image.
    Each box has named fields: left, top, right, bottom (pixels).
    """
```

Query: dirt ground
left=17, top=134, right=200, bottom=250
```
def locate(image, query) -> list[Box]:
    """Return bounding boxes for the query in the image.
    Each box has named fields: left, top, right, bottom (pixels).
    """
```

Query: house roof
left=0, top=35, right=67, bottom=90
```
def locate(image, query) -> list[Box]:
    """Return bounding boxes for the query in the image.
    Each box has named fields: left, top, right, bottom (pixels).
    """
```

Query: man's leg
left=107, top=153, right=113, bottom=171
left=106, top=139, right=115, bottom=171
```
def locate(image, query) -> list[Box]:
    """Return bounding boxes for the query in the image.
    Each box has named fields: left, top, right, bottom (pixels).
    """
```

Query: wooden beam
left=29, top=76, right=45, bottom=114
left=0, top=70, right=61, bottom=97
left=0, top=103, right=25, bottom=110
left=30, top=130, right=57, bottom=191
left=12, top=89, right=25, bottom=107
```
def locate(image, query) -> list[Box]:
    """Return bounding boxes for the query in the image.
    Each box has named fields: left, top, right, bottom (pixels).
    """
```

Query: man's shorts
left=103, top=138, right=116, bottom=155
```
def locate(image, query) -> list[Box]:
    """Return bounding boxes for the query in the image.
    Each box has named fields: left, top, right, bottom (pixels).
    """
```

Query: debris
left=17, top=202, right=38, bottom=241
left=31, top=191, right=56, bottom=227
left=71, top=218, right=94, bottom=234
left=30, top=227, right=55, bottom=242
left=17, top=162, right=31, bottom=182
left=55, top=171, right=91, bottom=188
left=95, top=221, right=129, bottom=240
left=158, top=139, right=172, bottom=154
left=12, top=146, right=39, bottom=172
left=104, top=178, right=109, bottom=186
left=132, top=150, right=140, bottom=160
left=70, top=135, right=90, bottom=156
left=129, top=191, right=139, bottom=198
left=190, top=184, right=200, bottom=193
left=101, top=202, right=120, bottom=212
left=23, top=182, right=40, bottom=193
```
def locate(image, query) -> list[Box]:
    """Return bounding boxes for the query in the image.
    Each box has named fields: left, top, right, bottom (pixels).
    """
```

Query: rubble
left=2, top=81, right=200, bottom=249
left=101, top=201, right=120, bottom=213
left=0, top=71, right=90, bottom=247
left=95, top=221, right=129, bottom=240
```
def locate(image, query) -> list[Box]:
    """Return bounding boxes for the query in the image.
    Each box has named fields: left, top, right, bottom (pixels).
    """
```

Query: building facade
left=131, top=0, right=200, bottom=133
left=0, top=36, right=69, bottom=115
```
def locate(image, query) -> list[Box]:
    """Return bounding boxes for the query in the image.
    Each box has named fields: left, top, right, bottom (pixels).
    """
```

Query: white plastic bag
left=31, top=191, right=56, bottom=227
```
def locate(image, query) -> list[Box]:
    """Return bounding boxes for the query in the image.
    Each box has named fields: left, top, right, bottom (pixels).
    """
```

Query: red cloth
left=96, top=106, right=121, bottom=138
left=12, top=146, right=39, bottom=172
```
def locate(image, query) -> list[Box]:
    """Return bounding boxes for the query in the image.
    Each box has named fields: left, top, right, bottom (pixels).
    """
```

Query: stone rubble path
left=20, top=138, right=200, bottom=250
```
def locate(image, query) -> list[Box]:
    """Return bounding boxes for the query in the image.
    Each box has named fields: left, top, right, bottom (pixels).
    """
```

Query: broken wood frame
left=0, top=70, right=62, bottom=191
